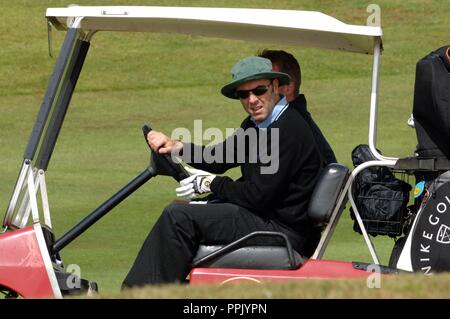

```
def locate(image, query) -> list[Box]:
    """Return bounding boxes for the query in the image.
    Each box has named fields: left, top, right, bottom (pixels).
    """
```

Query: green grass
left=1, top=0, right=449, bottom=296
left=103, top=273, right=450, bottom=299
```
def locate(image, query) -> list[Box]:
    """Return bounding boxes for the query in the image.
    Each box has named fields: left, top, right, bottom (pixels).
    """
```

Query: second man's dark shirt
left=289, top=94, right=337, bottom=165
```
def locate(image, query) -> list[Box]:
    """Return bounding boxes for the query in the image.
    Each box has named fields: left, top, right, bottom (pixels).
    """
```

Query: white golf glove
left=175, top=167, right=216, bottom=200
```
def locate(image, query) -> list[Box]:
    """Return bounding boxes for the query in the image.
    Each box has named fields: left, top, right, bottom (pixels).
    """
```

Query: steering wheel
left=142, top=124, right=190, bottom=182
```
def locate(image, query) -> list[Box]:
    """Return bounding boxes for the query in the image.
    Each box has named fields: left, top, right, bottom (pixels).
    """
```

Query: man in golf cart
left=259, top=49, right=337, bottom=166
left=122, top=56, right=323, bottom=287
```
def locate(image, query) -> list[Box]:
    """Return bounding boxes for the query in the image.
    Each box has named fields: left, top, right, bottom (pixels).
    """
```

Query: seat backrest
left=307, top=163, right=349, bottom=227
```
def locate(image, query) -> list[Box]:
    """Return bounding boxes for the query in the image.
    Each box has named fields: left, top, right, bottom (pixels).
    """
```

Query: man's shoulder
left=239, top=116, right=254, bottom=129
left=289, top=94, right=308, bottom=110
left=270, top=108, right=314, bottom=143
left=274, top=107, right=307, bottom=128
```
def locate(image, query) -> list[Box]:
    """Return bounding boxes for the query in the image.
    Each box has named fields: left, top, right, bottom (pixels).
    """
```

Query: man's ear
left=278, top=84, right=289, bottom=96
left=285, top=82, right=296, bottom=95
left=280, top=82, right=297, bottom=101
left=275, top=78, right=290, bottom=95
left=272, top=78, right=280, bottom=91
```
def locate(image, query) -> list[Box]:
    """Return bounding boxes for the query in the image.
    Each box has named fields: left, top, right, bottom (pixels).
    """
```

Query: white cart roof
left=46, top=6, right=382, bottom=54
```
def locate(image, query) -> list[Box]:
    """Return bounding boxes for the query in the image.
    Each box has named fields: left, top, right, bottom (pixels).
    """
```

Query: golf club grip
left=142, top=124, right=152, bottom=137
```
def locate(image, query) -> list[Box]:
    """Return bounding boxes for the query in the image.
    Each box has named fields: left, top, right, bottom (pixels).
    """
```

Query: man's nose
left=248, top=92, right=259, bottom=104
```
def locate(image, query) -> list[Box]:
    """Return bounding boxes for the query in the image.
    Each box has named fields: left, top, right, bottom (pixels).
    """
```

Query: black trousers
left=122, top=201, right=319, bottom=288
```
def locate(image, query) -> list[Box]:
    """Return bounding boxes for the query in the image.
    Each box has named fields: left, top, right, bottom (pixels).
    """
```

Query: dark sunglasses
left=235, top=83, right=272, bottom=99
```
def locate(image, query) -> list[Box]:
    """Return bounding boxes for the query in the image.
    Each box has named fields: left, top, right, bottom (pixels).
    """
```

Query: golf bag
left=413, top=45, right=450, bottom=159
left=391, top=171, right=450, bottom=273
left=390, top=45, right=450, bottom=273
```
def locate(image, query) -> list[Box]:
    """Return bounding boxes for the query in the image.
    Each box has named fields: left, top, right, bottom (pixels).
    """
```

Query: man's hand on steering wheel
left=176, top=167, right=216, bottom=200
left=147, top=130, right=183, bottom=155
left=142, top=125, right=215, bottom=197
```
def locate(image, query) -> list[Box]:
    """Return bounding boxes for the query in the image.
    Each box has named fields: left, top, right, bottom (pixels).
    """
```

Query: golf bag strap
left=394, top=157, right=450, bottom=171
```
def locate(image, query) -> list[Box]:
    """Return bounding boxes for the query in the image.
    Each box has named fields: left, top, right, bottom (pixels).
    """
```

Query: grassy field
left=107, top=273, right=450, bottom=299
left=1, top=0, right=449, bottom=298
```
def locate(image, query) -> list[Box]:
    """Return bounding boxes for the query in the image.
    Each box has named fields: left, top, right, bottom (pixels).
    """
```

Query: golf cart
left=1, top=6, right=449, bottom=298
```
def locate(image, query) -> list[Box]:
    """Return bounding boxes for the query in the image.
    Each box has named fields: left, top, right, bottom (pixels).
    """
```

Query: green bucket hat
left=221, top=56, right=291, bottom=99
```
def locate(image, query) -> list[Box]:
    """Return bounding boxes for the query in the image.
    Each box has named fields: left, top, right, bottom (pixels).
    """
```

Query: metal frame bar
left=14, top=170, right=54, bottom=229
left=347, top=159, right=397, bottom=264
left=24, top=28, right=82, bottom=161
left=312, top=159, right=397, bottom=264
left=39, top=170, right=52, bottom=228
left=15, top=167, right=39, bottom=228
left=368, top=37, right=398, bottom=162
left=3, top=28, right=90, bottom=230
left=311, top=181, right=350, bottom=259
left=27, top=167, right=40, bottom=224
left=3, top=160, right=31, bottom=229
left=53, top=167, right=156, bottom=253
left=36, top=34, right=90, bottom=170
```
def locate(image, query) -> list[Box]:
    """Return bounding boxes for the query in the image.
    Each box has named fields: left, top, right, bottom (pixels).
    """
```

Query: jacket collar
left=251, top=96, right=289, bottom=128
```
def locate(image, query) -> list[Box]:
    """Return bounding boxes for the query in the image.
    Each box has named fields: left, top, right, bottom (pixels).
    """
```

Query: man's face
left=236, top=78, right=279, bottom=124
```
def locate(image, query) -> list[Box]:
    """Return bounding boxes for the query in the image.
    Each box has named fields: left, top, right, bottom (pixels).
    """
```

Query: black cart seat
left=192, top=163, right=350, bottom=270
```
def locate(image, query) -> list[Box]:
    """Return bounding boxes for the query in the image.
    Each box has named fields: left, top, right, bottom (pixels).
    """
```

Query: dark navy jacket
left=289, top=94, right=337, bottom=166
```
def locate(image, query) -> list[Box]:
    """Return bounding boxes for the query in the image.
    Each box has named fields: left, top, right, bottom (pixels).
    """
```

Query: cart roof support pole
left=24, top=28, right=84, bottom=163
left=35, top=31, right=90, bottom=170
left=368, top=37, right=398, bottom=161
left=3, top=27, right=90, bottom=229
